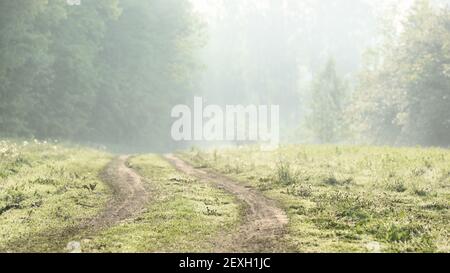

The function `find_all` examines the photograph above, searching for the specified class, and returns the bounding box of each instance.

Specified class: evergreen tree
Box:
[307,58,347,143]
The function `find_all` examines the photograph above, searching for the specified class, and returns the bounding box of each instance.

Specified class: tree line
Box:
[0,0,200,151]
[1,0,449,150]
[307,0,450,147]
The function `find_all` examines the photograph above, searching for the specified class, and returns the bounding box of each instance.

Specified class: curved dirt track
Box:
[164,154,289,252]
[85,155,149,230]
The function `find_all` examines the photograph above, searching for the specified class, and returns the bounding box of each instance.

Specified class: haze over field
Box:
[1,0,450,150]
[1,0,449,254]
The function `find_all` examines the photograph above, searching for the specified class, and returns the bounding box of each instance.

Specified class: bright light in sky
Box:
[189,0,416,19]
[190,0,218,17]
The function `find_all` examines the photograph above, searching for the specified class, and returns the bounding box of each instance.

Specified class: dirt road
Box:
[86,155,149,230]
[164,154,289,252]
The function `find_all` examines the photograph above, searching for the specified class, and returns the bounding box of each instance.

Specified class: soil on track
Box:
[85,155,149,230]
[164,154,289,252]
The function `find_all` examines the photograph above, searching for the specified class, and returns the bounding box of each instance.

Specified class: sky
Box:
[189,0,416,18]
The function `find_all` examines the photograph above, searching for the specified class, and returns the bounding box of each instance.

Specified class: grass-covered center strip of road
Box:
[0,140,112,252]
[80,154,240,252]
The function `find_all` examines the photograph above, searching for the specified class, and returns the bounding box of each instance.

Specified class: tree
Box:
[30,0,120,139]
[88,0,202,151]
[0,0,51,137]
[0,0,202,152]
[395,0,450,146]
[307,58,348,143]
[349,0,450,146]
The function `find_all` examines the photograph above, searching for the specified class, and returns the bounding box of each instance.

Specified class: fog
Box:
[1,0,449,151]
[188,0,450,147]
[191,0,384,142]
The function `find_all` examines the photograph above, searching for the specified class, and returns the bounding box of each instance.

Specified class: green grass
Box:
[180,145,450,253]
[2,139,447,253]
[80,154,241,252]
[0,139,112,252]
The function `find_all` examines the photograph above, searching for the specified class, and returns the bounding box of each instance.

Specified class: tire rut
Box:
[164,154,289,252]
[85,155,149,230]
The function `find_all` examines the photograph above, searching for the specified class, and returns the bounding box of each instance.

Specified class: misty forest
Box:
[0,0,449,253]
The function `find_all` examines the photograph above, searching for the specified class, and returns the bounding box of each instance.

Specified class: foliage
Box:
[349,0,450,146]
[307,58,348,143]
[0,0,202,151]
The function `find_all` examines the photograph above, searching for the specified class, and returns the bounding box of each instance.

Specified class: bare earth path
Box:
[85,155,149,230]
[164,154,289,252]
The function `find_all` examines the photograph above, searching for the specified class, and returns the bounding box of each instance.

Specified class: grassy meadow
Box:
[0,142,241,252]
[1,139,448,253]
[180,145,450,253]
[0,140,112,252]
